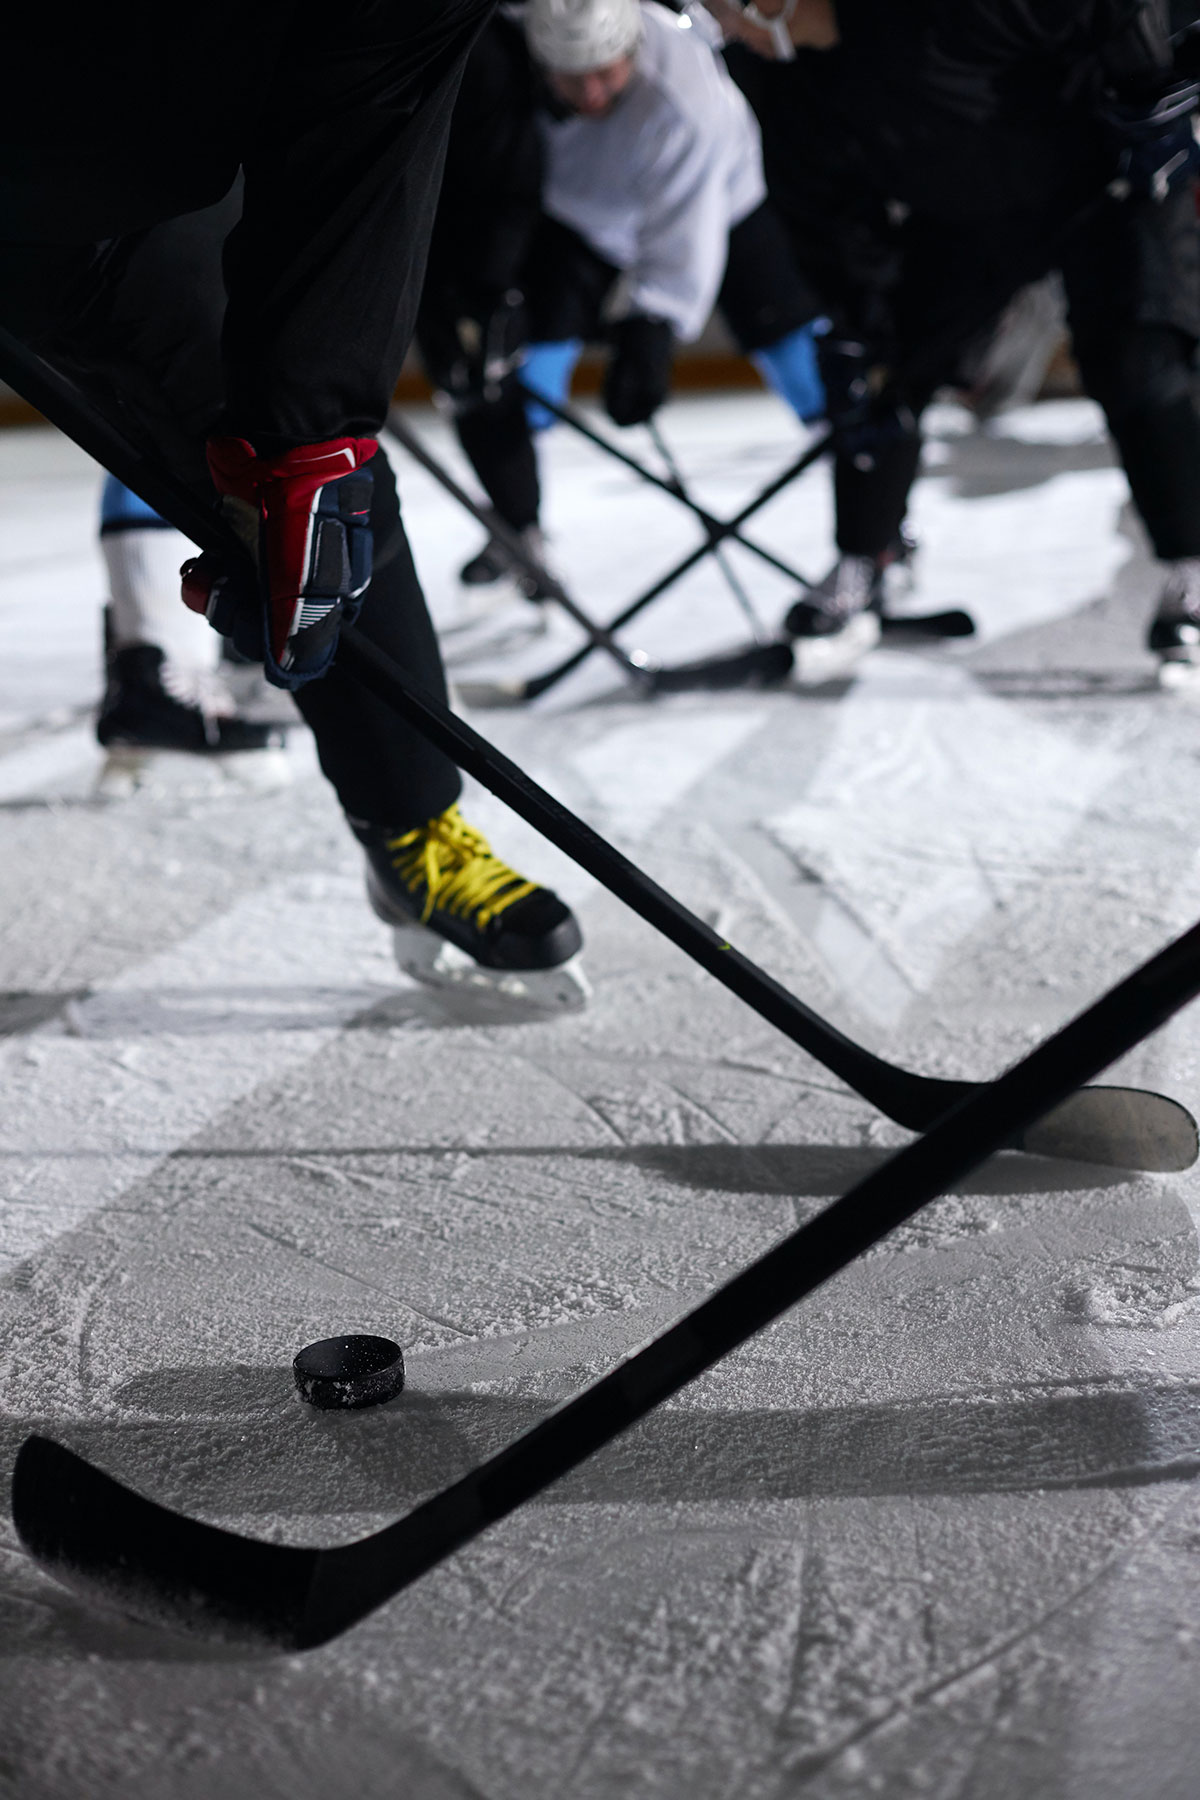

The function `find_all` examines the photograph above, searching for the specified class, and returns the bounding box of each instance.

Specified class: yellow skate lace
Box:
[384,805,539,928]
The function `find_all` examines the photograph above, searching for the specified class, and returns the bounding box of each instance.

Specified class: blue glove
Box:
[1099,80,1200,202]
[752,320,828,423]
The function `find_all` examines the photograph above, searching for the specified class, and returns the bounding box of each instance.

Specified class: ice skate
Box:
[95,641,289,798]
[1149,559,1200,690]
[456,520,559,604]
[783,554,883,683]
[353,803,589,1011]
[444,522,554,663]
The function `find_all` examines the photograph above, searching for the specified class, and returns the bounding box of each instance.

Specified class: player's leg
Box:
[96,476,287,792]
[296,448,585,1002]
[1062,187,1200,681]
[2,206,584,988]
[424,216,617,590]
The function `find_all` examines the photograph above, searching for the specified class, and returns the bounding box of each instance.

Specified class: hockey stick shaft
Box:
[386,409,655,687]
[390,408,789,701]
[335,623,928,1117]
[520,435,829,698]
[647,418,768,639]
[519,380,820,588]
[317,912,1200,1639]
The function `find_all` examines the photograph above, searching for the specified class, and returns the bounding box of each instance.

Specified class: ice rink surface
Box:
[4,393,1200,1797]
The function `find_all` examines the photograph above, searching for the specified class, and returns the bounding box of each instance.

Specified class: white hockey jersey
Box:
[538,3,767,342]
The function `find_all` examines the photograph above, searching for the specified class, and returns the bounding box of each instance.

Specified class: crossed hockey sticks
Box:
[519,378,818,590]
[455,388,831,701]
[0,322,1192,1169]
[14,911,1200,1647]
[515,384,977,665]
[386,407,794,701]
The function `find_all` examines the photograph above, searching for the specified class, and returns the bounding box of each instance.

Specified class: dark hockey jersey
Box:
[830,0,1178,216]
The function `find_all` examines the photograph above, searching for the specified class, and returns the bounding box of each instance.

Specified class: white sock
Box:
[102,526,220,671]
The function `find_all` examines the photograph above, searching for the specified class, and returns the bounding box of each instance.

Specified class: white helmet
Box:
[526,0,644,71]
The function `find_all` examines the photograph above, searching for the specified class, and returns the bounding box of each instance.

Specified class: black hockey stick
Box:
[386,409,793,701]
[519,379,817,590]
[2,325,1192,1169]
[880,608,976,640]
[527,384,978,645]
[15,911,1200,1649]
[500,420,831,699]
[646,417,771,640]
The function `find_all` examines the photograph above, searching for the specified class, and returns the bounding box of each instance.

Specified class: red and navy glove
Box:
[181,435,376,689]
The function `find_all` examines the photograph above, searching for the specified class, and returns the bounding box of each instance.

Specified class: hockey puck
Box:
[292,1335,405,1410]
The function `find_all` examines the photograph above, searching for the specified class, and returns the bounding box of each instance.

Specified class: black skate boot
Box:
[458,521,558,602]
[1149,559,1200,688]
[460,538,512,587]
[447,524,555,664]
[352,804,588,1010]
[96,640,287,796]
[783,554,883,681]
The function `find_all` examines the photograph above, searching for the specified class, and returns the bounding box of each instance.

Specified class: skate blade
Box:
[392,925,591,1015]
[94,748,148,801]
[94,743,292,800]
[440,589,549,664]
[790,613,882,686]
[1158,654,1200,694]
[449,677,529,709]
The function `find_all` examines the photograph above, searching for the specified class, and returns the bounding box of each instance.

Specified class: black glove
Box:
[1099,79,1200,202]
[604,315,675,427]
[425,287,528,411]
[819,336,917,471]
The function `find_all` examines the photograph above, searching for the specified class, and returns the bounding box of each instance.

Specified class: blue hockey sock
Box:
[521,340,583,432]
[752,322,829,425]
[99,475,169,534]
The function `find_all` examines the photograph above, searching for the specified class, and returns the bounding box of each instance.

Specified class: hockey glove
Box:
[604,315,675,428]
[1099,80,1200,202]
[426,288,528,411]
[181,435,376,690]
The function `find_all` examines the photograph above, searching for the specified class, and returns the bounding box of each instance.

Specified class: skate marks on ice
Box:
[8,1366,1200,1538]
[0,870,583,1276]
[567,707,767,841]
[766,652,1123,1028]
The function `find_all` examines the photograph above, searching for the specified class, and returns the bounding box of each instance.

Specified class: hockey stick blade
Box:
[15,914,1200,1649]
[1009,1084,1196,1170]
[880,609,976,640]
[648,640,794,694]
